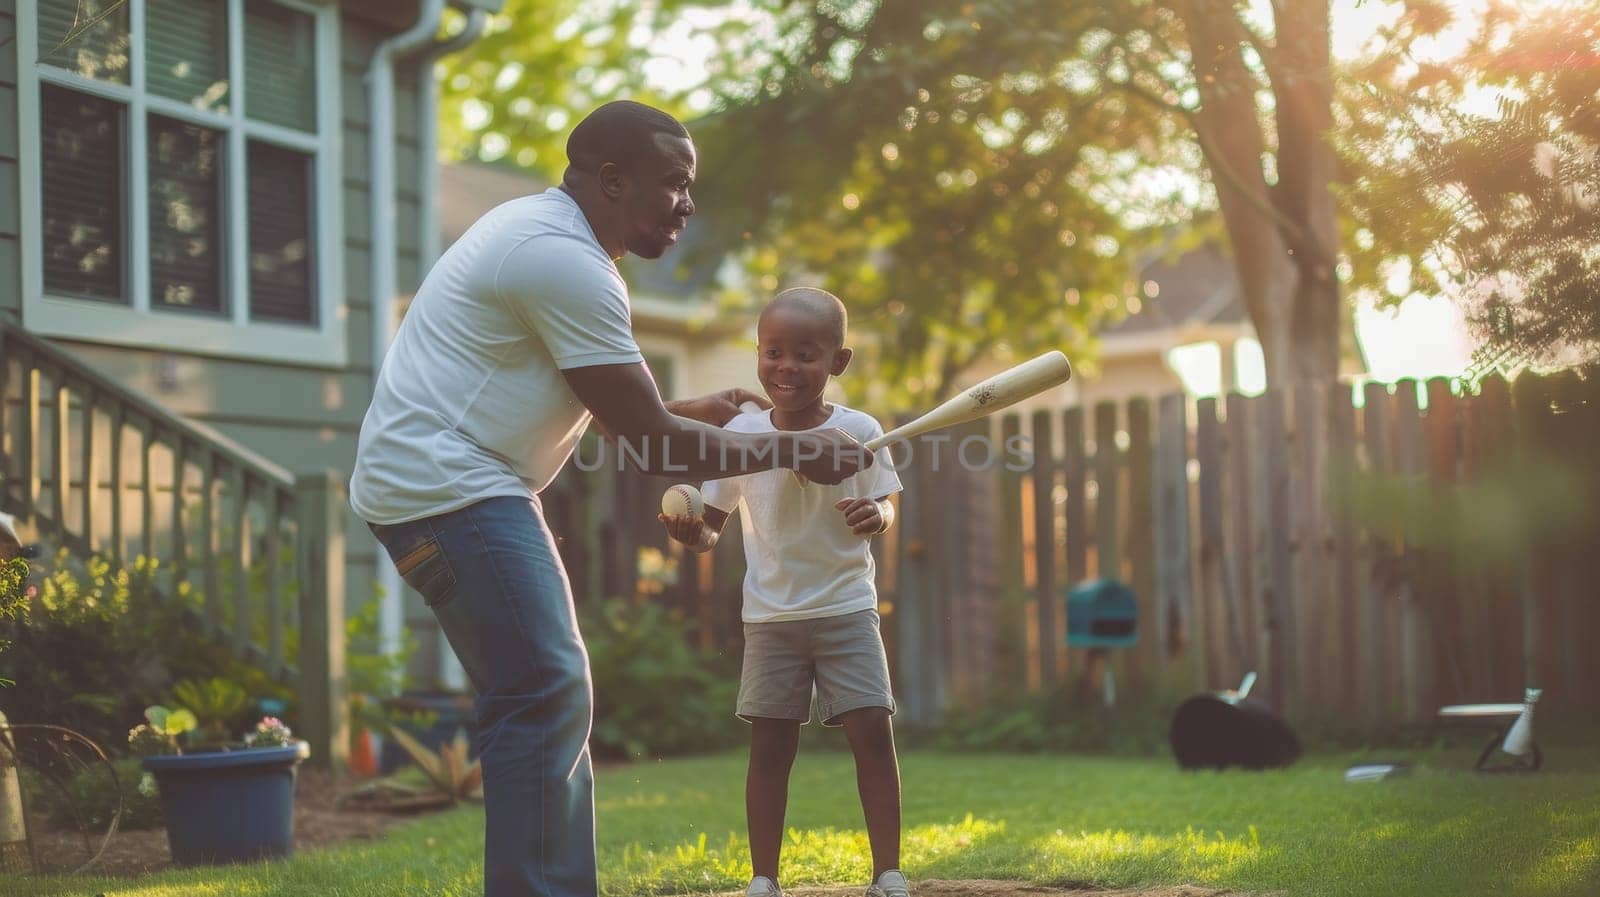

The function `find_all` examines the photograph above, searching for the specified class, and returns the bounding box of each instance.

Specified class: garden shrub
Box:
[918,685,1176,756]
[0,553,199,748]
[22,755,165,831]
[580,597,741,761]
[0,549,395,753]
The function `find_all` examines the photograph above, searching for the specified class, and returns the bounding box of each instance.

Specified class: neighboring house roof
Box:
[1096,244,1253,359]
[1111,244,1249,336]
[439,162,547,248]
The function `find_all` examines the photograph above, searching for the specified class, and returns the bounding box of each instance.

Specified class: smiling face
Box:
[757,300,851,420]
[617,132,697,260]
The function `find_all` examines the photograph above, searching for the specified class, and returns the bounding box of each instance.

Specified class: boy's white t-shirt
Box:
[702,405,903,623]
[350,188,644,525]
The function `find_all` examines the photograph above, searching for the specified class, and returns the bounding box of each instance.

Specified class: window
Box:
[19,0,343,365]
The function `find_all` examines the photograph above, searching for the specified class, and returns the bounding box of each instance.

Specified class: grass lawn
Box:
[8,744,1599,897]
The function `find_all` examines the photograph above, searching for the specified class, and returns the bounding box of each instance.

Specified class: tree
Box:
[437,1,701,173]
[440,1,1581,401]
[685,0,1351,397]
[1339,2,1600,374]
[440,2,1201,404]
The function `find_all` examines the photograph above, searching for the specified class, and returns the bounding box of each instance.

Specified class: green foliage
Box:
[0,557,29,686]
[21,756,166,832]
[0,552,192,747]
[440,0,1388,397]
[1334,452,1598,572]
[385,726,482,804]
[914,685,1172,756]
[1340,3,1600,375]
[345,585,419,734]
[169,678,251,745]
[580,597,741,761]
[244,716,295,749]
[128,704,197,756]
[687,0,1188,405]
[437,0,691,174]
[0,549,292,748]
[437,2,1208,405]
[0,548,394,753]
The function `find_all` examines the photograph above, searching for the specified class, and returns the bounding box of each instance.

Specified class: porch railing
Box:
[0,324,346,768]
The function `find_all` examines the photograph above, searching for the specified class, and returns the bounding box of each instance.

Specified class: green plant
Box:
[920,685,1175,756]
[345,586,419,736]
[0,552,189,747]
[390,726,481,803]
[0,541,413,755]
[243,716,294,749]
[0,546,357,750]
[21,755,166,832]
[0,557,29,687]
[580,596,741,761]
[127,705,197,756]
[169,677,251,746]
[341,724,481,811]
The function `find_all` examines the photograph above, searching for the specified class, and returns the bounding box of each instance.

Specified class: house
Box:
[948,244,1260,418]
[0,0,502,765]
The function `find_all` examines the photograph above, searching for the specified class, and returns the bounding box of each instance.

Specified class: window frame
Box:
[17,0,346,368]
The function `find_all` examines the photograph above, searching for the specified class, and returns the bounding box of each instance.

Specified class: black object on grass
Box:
[1169,674,1301,770]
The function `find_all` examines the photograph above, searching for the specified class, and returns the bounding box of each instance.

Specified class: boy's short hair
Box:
[766,287,847,348]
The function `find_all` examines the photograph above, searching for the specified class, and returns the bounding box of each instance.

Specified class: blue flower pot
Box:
[142,742,309,866]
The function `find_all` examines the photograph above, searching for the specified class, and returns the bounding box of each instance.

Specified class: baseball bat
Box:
[779,350,1072,485]
[861,350,1073,452]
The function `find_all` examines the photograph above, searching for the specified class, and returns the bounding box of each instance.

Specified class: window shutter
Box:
[243,0,316,132]
[41,84,125,302]
[146,0,229,110]
[38,0,131,83]
[149,115,225,314]
[247,141,316,324]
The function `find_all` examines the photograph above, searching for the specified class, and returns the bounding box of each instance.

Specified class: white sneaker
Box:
[747,875,783,897]
[866,869,911,897]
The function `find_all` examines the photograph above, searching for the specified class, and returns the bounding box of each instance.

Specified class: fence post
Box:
[1153,394,1192,675]
[296,471,348,773]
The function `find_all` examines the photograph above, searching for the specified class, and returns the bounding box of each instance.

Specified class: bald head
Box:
[564,101,690,177]
[762,287,848,349]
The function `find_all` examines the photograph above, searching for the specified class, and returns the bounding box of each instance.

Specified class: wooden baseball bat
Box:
[763,350,1072,485]
[861,350,1073,452]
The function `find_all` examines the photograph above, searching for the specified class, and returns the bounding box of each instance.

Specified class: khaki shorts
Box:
[738,608,896,726]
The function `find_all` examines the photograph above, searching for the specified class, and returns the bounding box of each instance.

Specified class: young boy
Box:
[659,288,911,897]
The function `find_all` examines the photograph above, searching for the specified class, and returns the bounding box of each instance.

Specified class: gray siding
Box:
[0,0,19,324]
[339,17,440,680]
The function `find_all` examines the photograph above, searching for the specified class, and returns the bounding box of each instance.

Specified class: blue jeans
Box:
[369,496,596,897]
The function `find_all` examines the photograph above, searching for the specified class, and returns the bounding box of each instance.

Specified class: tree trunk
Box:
[1273,0,1343,386]
[1178,0,1343,388]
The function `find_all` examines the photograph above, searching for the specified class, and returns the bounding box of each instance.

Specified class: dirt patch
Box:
[25,768,432,877]
[692,884,1249,897]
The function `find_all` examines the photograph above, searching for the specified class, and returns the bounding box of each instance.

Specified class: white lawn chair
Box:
[1437,688,1542,773]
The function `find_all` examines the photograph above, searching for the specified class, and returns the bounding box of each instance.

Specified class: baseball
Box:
[661,483,703,519]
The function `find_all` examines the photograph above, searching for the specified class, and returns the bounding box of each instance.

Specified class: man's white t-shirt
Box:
[702,405,903,623]
[350,188,644,524]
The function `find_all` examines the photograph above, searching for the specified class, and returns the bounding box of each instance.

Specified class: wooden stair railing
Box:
[0,324,346,769]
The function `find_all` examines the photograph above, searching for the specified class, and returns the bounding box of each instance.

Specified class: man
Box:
[350,101,868,897]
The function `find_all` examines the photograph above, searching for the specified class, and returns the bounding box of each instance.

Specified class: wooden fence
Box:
[0,324,347,767]
[544,370,1600,732]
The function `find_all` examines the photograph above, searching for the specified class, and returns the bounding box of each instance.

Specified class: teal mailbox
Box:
[1065,578,1139,648]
